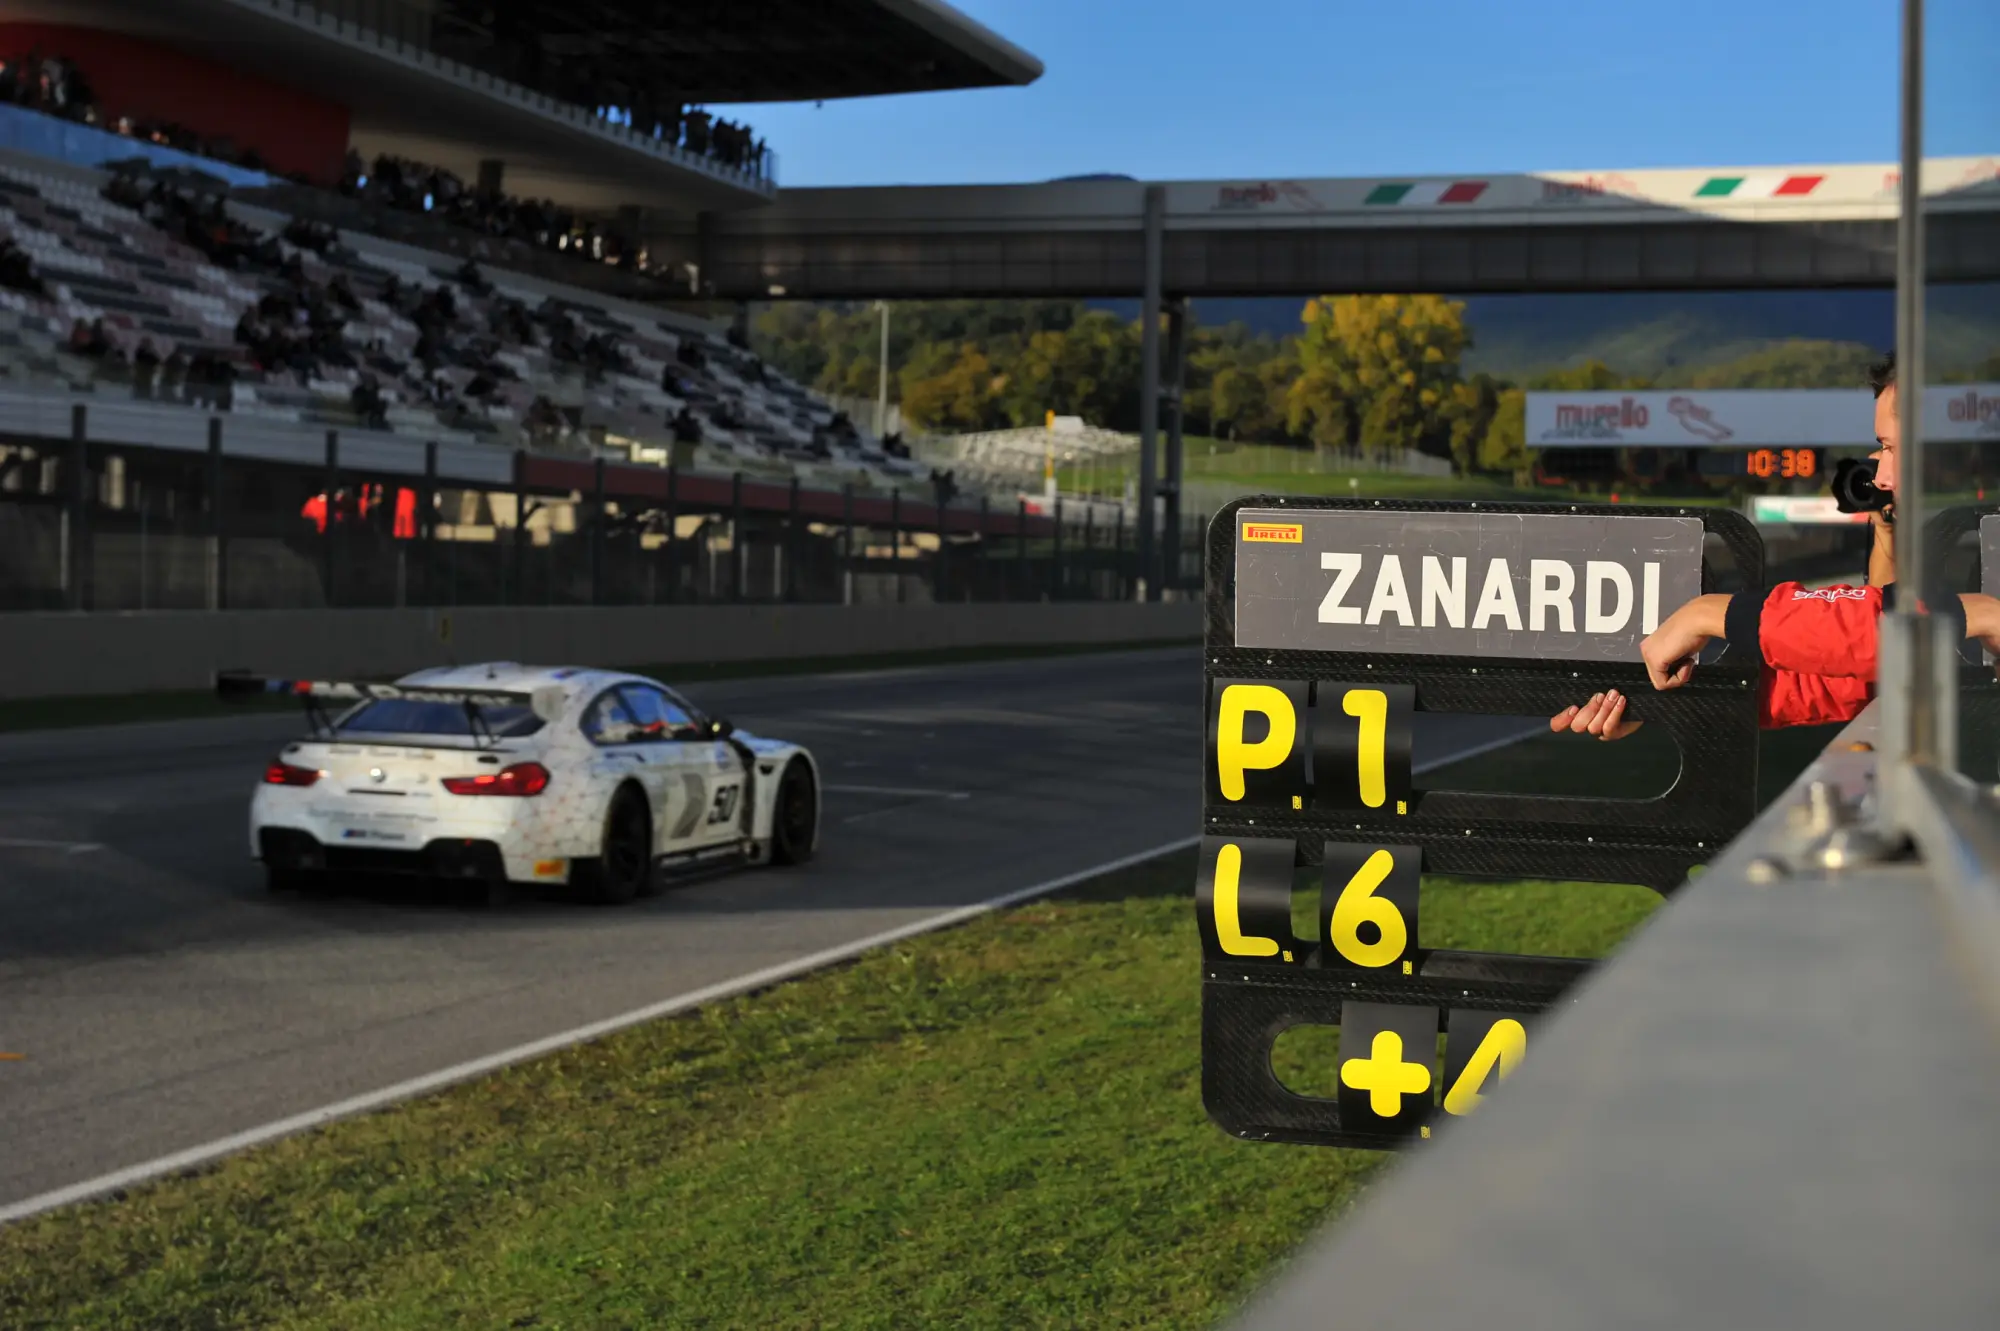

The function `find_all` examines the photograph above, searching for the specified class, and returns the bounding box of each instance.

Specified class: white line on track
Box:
[0,838,102,854]
[0,836,1200,1227]
[823,783,972,800]
[0,721,1547,1227]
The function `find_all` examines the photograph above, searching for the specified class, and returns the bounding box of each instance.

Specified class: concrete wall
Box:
[0,603,1203,699]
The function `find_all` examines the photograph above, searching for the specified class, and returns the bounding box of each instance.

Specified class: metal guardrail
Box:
[1229,704,2000,1329]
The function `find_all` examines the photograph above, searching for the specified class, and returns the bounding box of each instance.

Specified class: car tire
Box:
[577,784,653,905]
[770,759,818,866]
[264,862,302,893]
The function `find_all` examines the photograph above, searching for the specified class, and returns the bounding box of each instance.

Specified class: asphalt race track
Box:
[0,646,1534,1214]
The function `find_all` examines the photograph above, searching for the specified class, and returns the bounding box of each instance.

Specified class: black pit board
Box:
[1199,496,1763,1150]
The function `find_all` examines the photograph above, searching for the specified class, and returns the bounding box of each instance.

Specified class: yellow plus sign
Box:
[1340,1030,1432,1118]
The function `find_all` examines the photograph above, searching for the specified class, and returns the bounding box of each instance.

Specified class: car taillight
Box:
[442,762,550,797]
[263,760,322,787]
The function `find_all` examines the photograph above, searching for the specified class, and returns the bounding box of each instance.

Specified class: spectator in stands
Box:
[158,347,189,402]
[0,237,44,296]
[283,217,338,255]
[670,406,702,444]
[524,395,565,445]
[68,318,111,359]
[327,274,361,313]
[492,297,536,346]
[455,259,493,296]
[131,338,161,397]
[350,374,389,430]
[181,351,236,411]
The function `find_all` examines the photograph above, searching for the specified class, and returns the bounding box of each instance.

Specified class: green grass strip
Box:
[0,854,1657,1331]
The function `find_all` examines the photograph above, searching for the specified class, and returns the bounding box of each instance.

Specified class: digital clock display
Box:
[1695,448,1823,480]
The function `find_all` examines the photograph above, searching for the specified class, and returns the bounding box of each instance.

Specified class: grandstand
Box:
[0,2,1047,512]
[0,154,928,493]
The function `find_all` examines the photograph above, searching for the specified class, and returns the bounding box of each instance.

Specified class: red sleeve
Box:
[1755,582,1884,678]
[1757,669,1874,730]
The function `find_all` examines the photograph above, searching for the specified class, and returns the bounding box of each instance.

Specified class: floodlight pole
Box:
[1163,297,1188,596]
[1136,184,1165,602]
[876,300,891,438]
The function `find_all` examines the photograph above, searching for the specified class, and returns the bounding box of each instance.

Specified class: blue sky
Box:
[715,0,1996,188]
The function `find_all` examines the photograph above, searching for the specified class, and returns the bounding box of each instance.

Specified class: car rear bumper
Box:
[258,828,529,883]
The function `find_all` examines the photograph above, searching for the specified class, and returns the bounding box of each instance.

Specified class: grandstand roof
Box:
[444,0,1045,102]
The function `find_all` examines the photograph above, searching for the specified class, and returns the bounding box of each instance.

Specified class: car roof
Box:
[394,663,661,699]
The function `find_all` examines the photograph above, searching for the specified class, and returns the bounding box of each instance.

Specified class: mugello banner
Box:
[1526,385,2000,449]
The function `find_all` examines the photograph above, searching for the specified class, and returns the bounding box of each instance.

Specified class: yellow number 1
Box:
[1343,688,1388,809]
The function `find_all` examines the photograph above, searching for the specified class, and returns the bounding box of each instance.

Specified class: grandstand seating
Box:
[0,155,930,494]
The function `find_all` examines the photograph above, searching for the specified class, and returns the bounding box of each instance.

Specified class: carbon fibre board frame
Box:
[1199,496,1765,1150]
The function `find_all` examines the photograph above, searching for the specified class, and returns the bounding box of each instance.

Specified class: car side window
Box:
[659,685,709,733]
[620,685,702,741]
[581,689,642,746]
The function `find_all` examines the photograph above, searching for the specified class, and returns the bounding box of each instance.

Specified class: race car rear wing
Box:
[215,672,566,743]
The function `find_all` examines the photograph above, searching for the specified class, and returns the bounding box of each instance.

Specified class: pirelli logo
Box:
[1242,521,1303,544]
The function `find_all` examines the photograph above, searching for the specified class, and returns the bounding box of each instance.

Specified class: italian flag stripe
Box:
[1364,181,1489,205]
[1697,173,1825,198]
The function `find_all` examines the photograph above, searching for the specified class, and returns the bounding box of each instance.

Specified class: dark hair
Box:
[1869,351,1896,398]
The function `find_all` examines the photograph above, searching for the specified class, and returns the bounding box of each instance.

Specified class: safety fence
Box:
[0,401,1208,615]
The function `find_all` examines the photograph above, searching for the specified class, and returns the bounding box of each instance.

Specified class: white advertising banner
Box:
[1527,385,2000,449]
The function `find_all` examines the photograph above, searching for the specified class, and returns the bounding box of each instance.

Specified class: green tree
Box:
[899,343,1009,432]
[1284,295,1472,460]
[1681,339,1879,389]
[1478,389,1528,474]
[1443,372,1504,474]
[1526,359,1652,392]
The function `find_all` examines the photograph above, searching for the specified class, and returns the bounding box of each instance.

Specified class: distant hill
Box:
[1097,284,2000,382]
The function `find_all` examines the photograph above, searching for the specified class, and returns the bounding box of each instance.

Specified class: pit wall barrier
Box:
[0,601,1203,700]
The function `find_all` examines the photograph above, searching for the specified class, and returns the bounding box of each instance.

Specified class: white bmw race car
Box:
[219,663,821,903]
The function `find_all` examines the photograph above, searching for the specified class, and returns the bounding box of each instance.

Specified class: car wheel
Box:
[770,759,818,866]
[578,784,652,905]
[265,862,302,893]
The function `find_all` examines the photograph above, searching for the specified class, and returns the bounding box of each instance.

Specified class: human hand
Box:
[1550,690,1643,742]
[1640,593,1730,691]
[1964,593,2000,672]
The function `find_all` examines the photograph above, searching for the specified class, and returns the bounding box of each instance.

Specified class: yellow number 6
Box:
[1329,848,1406,968]
[1343,688,1388,809]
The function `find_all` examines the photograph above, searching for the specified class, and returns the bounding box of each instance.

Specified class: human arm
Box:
[1866,511,1896,588]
